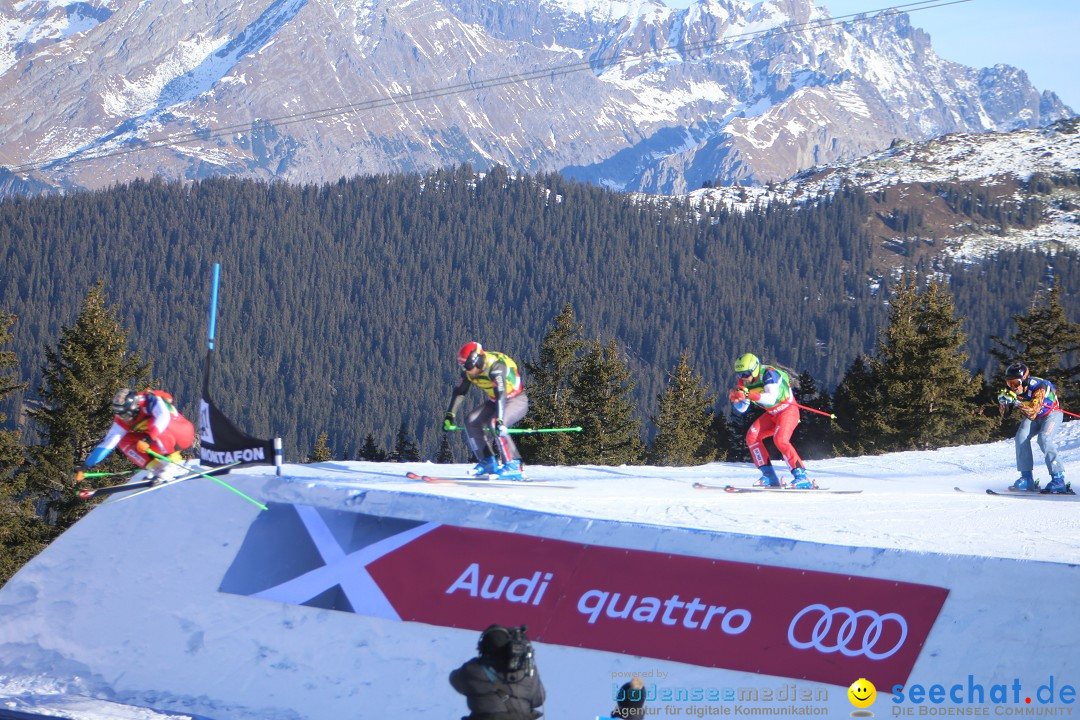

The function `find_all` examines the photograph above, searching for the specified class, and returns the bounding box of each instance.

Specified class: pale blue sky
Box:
[662,0,1080,112]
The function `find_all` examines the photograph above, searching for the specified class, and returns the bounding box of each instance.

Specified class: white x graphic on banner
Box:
[251,505,439,618]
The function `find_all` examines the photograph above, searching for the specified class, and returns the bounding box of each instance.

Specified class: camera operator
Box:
[449,624,545,720]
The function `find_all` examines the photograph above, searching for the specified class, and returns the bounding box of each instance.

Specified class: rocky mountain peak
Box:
[0,0,1072,196]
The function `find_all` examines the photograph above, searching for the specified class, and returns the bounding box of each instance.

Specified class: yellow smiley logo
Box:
[848,678,877,709]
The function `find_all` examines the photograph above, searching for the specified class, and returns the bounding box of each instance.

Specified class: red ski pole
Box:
[794,402,837,420]
[1060,408,1080,419]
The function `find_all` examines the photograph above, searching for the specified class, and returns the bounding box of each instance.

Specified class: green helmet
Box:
[734,353,760,381]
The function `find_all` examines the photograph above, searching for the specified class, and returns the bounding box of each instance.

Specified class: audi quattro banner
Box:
[219,504,949,689]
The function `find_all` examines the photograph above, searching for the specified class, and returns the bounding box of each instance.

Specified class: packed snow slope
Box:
[0,424,1078,720]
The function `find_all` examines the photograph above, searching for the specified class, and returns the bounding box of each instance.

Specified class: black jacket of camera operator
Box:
[449,624,546,720]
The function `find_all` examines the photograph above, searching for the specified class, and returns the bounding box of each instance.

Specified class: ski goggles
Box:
[737,369,755,380]
[1006,377,1023,391]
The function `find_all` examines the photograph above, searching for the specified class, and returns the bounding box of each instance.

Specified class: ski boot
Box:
[146,453,186,485]
[469,456,499,477]
[754,464,782,488]
[1008,472,1037,492]
[790,467,815,490]
[496,459,525,481]
[1041,473,1072,495]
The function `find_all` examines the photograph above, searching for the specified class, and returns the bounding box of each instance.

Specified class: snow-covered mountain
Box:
[0,0,1071,195]
[691,116,1080,263]
[0,424,1078,719]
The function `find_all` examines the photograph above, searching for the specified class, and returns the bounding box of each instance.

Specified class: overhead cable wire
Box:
[6,0,971,176]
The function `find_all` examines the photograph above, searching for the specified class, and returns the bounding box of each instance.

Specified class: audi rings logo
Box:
[788,604,909,660]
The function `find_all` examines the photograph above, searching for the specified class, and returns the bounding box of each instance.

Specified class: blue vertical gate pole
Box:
[208,263,221,351]
[205,262,283,475]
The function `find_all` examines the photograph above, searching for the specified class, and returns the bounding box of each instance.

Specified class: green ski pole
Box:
[73,469,136,484]
[143,446,268,511]
[508,426,583,434]
[444,424,582,434]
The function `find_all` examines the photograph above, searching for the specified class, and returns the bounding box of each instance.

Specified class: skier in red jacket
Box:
[78,388,196,484]
[729,353,813,489]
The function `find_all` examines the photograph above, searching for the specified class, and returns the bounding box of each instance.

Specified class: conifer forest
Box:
[2,165,1079,463]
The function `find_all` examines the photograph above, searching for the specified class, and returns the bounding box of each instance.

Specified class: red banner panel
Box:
[366,523,948,688]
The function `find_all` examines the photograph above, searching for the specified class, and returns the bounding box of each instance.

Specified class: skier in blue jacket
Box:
[997,362,1071,494]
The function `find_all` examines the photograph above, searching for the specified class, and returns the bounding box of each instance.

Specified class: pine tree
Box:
[391,422,420,462]
[702,410,737,462]
[566,339,643,465]
[649,353,715,466]
[0,310,47,586]
[519,304,586,465]
[307,431,332,462]
[0,311,25,478]
[832,355,880,455]
[790,371,835,460]
[24,283,150,527]
[726,406,765,464]
[866,277,992,452]
[435,434,455,464]
[990,281,1080,410]
[712,366,760,464]
[359,433,388,462]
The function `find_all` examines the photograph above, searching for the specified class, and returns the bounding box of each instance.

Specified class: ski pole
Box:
[1060,408,1080,419]
[508,426,582,434]
[73,469,135,483]
[794,403,837,420]
[142,446,268,511]
[76,470,135,479]
[444,424,582,434]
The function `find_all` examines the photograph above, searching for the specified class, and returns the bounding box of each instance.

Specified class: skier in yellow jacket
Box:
[444,342,530,480]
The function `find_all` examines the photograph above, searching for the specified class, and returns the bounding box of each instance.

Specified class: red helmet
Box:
[457,341,483,371]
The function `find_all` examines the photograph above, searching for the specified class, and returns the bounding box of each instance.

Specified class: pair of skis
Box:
[693,482,861,494]
[408,472,851,493]
[405,471,572,489]
[955,486,1078,500]
[79,461,244,501]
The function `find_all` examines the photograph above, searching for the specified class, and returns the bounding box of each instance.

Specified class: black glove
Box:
[493,418,508,437]
[443,412,455,432]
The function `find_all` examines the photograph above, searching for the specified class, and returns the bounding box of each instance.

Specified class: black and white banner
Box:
[199,350,278,467]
